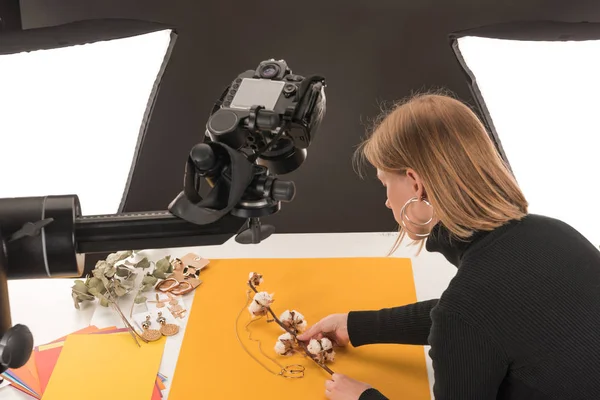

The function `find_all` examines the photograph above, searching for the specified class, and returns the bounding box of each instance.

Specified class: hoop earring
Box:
[400,197,435,238]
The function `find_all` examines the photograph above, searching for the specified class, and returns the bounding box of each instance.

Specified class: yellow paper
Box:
[37,341,65,352]
[41,333,165,400]
[170,258,431,400]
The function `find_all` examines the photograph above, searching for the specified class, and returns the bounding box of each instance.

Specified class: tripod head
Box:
[0,59,326,373]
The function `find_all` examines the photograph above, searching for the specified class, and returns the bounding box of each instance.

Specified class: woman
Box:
[297,93,600,399]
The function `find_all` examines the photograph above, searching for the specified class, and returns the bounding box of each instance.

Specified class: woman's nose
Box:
[385,199,391,209]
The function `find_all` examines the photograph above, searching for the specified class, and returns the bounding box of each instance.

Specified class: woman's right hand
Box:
[297,313,350,347]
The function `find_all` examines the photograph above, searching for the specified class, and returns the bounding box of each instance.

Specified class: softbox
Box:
[451,21,600,247]
[0,19,176,215]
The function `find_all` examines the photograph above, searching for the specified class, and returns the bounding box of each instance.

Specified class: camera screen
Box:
[230,78,285,111]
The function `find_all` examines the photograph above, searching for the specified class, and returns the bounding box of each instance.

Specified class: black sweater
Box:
[348,214,600,399]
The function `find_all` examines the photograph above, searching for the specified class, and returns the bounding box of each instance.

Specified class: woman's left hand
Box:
[325,373,372,400]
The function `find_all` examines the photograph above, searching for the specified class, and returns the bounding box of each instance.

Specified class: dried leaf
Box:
[142,275,158,286]
[141,283,154,292]
[95,260,110,269]
[72,280,88,295]
[152,270,168,280]
[104,266,116,278]
[105,253,119,265]
[99,296,110,307]
[105,251,132,265]
[115,265,131,278]
[113,281,127,297]
[100,276,110,288]
[116,250,133,261]
[88,287,101,297]
[135,257,151,269]
[156,257,171,272]
[134,294,147,304]
[122,276,136,287]
[72,293,81,309]
[87,277,104,290]
[92,268,105,280]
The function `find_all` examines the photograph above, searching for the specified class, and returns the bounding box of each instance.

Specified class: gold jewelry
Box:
[157,312,180,336]
[141,315,162,342]
[166,292,179,306]
[148,293,166,308]
[171,308,187,319]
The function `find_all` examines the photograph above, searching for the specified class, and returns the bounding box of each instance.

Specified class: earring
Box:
[157,312,180,336]
[166,292,179,306]
[148,293,166,308]
[400,197,435,237]
[183,265,201,279]
[172,258,184,272]
[141,315,162,342]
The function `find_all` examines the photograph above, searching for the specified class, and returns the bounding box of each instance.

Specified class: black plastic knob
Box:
[0,324,33,372]
[271,180,296,202]
[189,143,216,172]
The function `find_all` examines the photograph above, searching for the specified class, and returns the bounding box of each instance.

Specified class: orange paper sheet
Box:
[170,258,431,400]
[8,353,42,397]
[41,333,166,400]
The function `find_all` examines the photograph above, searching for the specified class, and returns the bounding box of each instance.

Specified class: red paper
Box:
[151,381,162,399]
[35,346,63,394]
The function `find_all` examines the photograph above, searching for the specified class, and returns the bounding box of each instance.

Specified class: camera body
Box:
[206,59,326,175]
[168,59,326,230]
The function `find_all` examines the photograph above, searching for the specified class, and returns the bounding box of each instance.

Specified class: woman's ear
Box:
[406,168,425,198]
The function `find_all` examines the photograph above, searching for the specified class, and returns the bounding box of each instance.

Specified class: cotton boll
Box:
[280,310,307,333]
[296,318,307,333]
[253,292,274,307]
[325,350,336,362]
[307,338,335,364]
[307,339,322,355]
[320,337,333,351]
[275,332,295,356]
[291,310,305,324]
[248,300,267,316]
[278,332,294,342]
[280,310,292,322]
[274,341,290,355]
[248,272,263,287]
[248,292,273,316]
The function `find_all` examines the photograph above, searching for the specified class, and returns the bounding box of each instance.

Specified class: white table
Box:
[2,232,457,400]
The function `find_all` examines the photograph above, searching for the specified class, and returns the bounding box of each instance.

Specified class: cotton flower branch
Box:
[246,272,334,375]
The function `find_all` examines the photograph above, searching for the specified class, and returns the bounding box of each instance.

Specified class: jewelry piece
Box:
[155,278,180,293]
[141,315,162,342]
[168,303,183,313]
[157,312,180,336]
[400,196,435,237]
[183,265,201,279]
[148,293,166,308]
[166,292,179,306]
[172,258,184,272]
[171,308,187,319]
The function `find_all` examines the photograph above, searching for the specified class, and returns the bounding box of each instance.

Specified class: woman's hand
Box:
[325,373,372,400]
[297,313,350,347]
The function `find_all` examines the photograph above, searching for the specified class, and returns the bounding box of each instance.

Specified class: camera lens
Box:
[259,63,279,79]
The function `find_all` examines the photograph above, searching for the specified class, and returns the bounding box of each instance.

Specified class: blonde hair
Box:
[354,91,528,253]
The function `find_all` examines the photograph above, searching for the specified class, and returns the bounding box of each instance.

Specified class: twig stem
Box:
[248,281,334,375]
